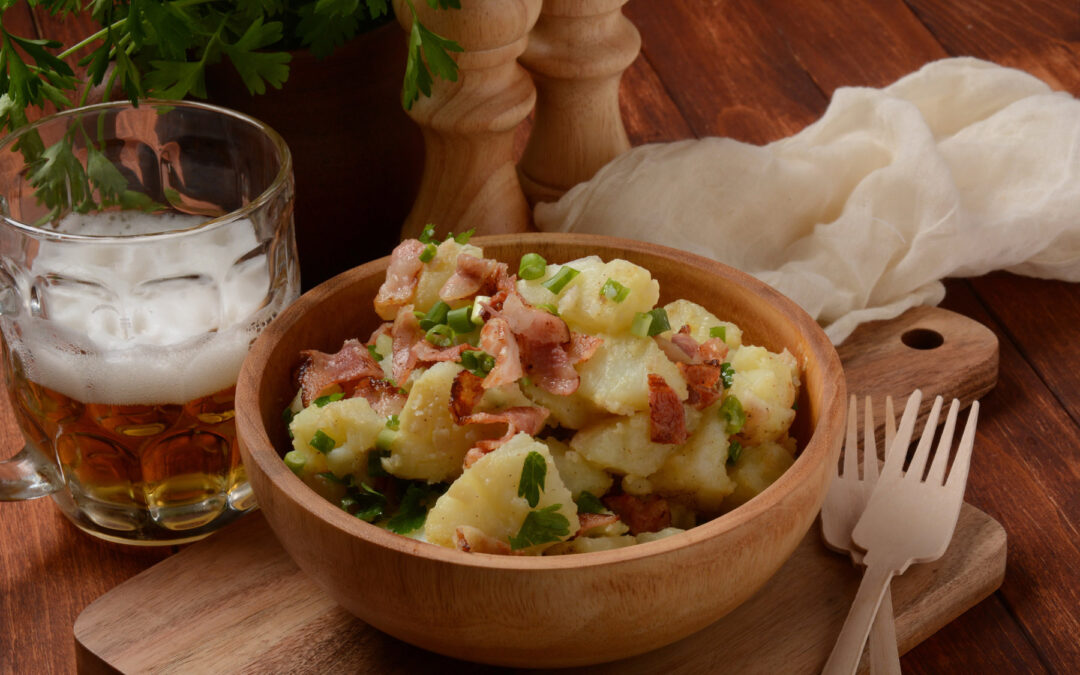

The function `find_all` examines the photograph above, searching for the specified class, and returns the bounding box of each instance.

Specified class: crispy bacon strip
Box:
[519,339,580,395]
[648,374,688,444]
[297,339,385,407]
[699,337,728,363]
[352,378,407,417]
[602,494,671,536]
[575,512,620,537]
[374,239,426,320]
[499,292,570,344]
[454,526,515,555]
[653,335,694,364]
[412,341,471,364]
[567,333,602,364]
[449,370,486,422]
[439,255,509,302]
[390,305,423,385]
[678,362,724,410]
[367,322,393,345]
[480,317,523,388]
[671,327,701,359]
[460,407,551,468]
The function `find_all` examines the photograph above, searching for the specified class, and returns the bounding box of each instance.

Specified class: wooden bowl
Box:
[236,233,845,668]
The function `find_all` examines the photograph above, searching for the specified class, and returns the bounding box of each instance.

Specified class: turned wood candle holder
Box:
[517,0,641,205]
[394,0,541,240]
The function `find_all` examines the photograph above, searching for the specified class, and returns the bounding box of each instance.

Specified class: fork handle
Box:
[822,562,896,675]
[868,584,902,675]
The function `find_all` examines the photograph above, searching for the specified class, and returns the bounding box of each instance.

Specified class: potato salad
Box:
[282,229,801,555]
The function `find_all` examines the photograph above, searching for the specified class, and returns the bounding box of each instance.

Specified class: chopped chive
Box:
[709,325,727,341]
[419,300,450,330]
[454,228,475,244]
[537,303,559,316]
[447,306,475,334]
[518,253,547,280]
[314,392,344,408]
[720,362,735,389]
[631,311,653,337]
[386,414,400,431]
[419,242,437,262]
[645,308,670,335]
[719,395,746,434]
[600,278,631,303]
[470,296,489,324]
[418,224,436,244]
[376,427,398,452]
[541,266,579,294]
[283,450,306,476]
[727,440,743,464]
[365,344,383,362]
[425,324,454,347]
[310,429,336,454]
[461,349,495,377]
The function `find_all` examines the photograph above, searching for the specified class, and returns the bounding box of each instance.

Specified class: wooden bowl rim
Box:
[237,232,845,571]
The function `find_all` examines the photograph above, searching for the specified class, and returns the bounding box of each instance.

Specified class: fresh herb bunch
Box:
[0,0,462,137]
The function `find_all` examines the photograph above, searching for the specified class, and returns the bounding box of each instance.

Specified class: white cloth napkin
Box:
[534,57,1080,343]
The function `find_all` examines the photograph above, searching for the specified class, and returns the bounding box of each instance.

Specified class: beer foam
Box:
[12,211,291,405]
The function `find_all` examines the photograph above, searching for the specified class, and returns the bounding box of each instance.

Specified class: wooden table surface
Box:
[2,1,1078,673]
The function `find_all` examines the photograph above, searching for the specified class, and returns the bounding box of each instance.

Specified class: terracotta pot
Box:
[206,22,423,289]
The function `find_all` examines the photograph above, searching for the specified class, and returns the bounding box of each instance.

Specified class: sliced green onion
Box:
[600,278,631,303]
[365,344,383,362]
[376,427,398,452]
[461,350,495,377]
[631,312,653,337]
[418,224,436,243]
[447,306,475,334]
[710,325,727,341]
[314,392,344,408]
[419,242,437,262]
[720,362,735,389]
[537,303,559,316]
[310,429,336,454]
[282,406,295,439]
[645,308,670,335]
[454,228,475,244]
[386,414,400,431]
[425,324,454,347]
[318,471,347,484]
[719,395,746,434]
[470,296,489,324]
[518,253,547,280]
[283,450,306,476]
[727,440,743,464]
[419,300,450,330]
[541,266,579,294]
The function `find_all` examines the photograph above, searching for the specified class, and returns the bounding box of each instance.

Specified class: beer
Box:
[0,209,294,542]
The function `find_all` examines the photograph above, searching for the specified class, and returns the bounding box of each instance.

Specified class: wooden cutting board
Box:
[74,306,1003,674]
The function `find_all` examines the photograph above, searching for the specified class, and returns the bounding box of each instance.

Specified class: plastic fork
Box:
[821,392,921,674]
[822,395,980,675]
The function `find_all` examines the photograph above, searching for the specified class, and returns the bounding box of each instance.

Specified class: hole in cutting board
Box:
[901,328,944,350]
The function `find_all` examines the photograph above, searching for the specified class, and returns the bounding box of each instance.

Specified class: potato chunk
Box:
[289,397,385,482]
[541,437,613,499]
[413,240,484,313]
[425,433,580,553]
[520,377,604,430]
[661,299,742,349]
[648,402,737,512]
[723,437,797,509]
[381,361,495,483]
[570,409,699,477]
[516,256,659,335]
[728,345,800,445]
[576,334,687,415]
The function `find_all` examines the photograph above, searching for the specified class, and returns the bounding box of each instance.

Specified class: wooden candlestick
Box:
[394,0,541,240]
[517,0,641,205]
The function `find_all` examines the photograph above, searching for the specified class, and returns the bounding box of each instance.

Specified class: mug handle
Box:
[0,443,61,500]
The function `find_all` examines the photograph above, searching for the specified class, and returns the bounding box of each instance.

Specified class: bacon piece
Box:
[567,333,602,364]
[678,362,724,410]
[460,407,551,467]
[653,335,694,364]
[575,512,620,537]
[439,255,509,302]
[602,494,671,536]
[351,378,407,417]
[449,370,486,422]
[367,322,393,345]
[648,374,688,444]
[499,292,570,344]
[480,318,523,388]
[412,341,471,364]
[699,337,729,363]
[390,305,423,385]
[454,526,515,555]
[374,239,426,320]
[519,339,580,395]
[671,327,701,360]
[297,339,385,407]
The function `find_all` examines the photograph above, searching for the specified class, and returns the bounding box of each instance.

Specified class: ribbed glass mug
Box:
[0,101,299,544]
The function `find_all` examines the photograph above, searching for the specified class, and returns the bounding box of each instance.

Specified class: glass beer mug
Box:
[0,101,299,544]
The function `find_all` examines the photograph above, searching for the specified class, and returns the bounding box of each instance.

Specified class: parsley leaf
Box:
[574,491,606,515]
[386,482,447,533]
[221,17,291,96]
[509,504,570,550]
[517,450,546,508]
[400,0,462,109]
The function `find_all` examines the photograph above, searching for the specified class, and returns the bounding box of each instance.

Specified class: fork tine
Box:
[946,400,980,490]
[863,396,878,481]
[926,399,960,485]
[906,395,944,479]
[843,395,858,478]
[882,389,922,477]
[883,395,896,457]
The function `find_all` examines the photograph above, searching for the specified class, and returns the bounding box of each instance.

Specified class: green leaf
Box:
[517,450,547,508]
[727,440,743,464]
[313,392,344,407]
[309,429,336,454]
[386,482,447,534]
[86,147,129,205]
[574,491,606,515]
[365,0,389,17]
[297,2,361,60]
[509,504,570,550]
[144,59,206,100]
[222,18,291,95]
[416,22,460,82]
